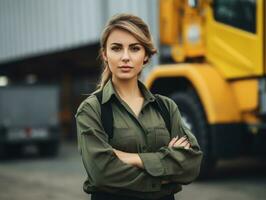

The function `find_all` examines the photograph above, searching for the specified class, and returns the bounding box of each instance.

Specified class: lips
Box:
[118,66,133,73]
[119,66,132,68]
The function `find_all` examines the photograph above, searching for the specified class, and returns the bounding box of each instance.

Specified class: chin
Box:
[115,74,137,80]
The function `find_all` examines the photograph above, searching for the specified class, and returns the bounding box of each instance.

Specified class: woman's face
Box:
[103,28,148,82]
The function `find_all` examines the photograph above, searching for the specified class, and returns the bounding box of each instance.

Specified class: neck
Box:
[112,77,142,99]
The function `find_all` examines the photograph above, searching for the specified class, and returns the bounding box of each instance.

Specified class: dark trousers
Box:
[91,192,175,200]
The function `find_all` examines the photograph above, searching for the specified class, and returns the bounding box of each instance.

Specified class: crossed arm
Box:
[113,135,191,184]
[77,99,202,190]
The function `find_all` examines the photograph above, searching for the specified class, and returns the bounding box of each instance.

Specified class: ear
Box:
[143,55,149,64]
[102,49,108,62]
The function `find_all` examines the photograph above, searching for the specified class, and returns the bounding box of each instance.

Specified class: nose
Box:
[121,49,130,63]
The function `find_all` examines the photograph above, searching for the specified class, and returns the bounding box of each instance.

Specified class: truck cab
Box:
[145,0,265,176]
[0,85,60,158]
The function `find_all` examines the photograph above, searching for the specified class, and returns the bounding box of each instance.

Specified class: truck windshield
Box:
[213,0,256,33]
[0,86,59,127]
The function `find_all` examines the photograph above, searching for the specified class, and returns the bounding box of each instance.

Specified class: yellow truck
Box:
[145,0,265,175]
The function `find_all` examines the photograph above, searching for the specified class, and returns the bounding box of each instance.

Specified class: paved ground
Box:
[0,141,266,200]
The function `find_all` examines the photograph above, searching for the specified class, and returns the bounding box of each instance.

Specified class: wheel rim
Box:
[181,113,194,132]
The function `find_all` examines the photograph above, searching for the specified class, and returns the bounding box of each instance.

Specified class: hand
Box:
[113,149,143,168]
[113,149,128,163]
[168,135,191,149]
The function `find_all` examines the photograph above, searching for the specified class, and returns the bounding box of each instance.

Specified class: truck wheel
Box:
[38,141,59,157]
[170,90,216,177]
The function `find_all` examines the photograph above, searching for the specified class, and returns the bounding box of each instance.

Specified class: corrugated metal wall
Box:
[0,0,159,66]
[0,0,104,63]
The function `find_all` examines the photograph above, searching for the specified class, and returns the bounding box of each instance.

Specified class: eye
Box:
[130,46,141,52]
[111,46,122,52]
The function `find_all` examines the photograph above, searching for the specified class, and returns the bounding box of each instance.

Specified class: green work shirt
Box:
[75,79,202,199]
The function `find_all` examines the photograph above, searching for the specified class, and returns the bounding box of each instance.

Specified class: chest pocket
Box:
[109,127,138,153]
[146,126,171,152]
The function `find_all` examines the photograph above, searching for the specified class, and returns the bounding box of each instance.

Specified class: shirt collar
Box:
[101,79,156,104]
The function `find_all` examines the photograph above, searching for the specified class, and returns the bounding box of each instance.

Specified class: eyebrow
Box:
[110,43,142,46]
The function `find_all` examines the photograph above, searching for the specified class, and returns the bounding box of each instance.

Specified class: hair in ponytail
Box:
[97,60,112,91]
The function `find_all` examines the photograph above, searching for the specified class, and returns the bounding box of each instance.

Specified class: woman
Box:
[76,13,202,200]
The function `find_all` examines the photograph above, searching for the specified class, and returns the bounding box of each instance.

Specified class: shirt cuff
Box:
[139,152,164,177]
[146,176,161,191]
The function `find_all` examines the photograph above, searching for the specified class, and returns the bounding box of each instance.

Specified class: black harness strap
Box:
[95,91,171,140]
[95,91,114,139]
[153,94,171,135]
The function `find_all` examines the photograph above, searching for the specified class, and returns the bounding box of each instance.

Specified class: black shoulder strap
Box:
[95,91,171,139]
[94,91,114,140]
[154,94,171,135]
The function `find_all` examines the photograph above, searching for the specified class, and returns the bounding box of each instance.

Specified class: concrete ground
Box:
[0,141,266,200]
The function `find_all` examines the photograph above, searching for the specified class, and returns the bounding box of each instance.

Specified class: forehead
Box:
[106,29,140,45]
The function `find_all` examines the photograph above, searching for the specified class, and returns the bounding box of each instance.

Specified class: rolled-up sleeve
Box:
[139,100,203,184]
[76,98,162,192]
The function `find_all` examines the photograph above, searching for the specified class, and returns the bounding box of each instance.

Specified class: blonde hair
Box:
[97,13,157,90]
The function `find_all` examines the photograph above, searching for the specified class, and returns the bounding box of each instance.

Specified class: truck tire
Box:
[170,90,216,177]
[38,141,59,157]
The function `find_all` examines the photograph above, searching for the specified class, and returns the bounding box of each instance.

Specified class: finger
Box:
[179,138,189,146]
[174,138,191,148]
[168,137,179,147]
[177,135,189,145]
[174,136,187,146]
[184,143,190,149]
[175,140,189,147]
